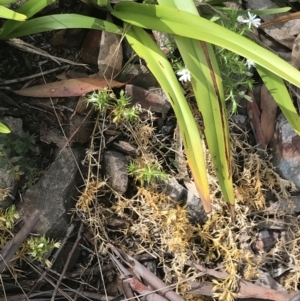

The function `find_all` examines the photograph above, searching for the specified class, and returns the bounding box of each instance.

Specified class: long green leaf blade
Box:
[0,0,56,38]
[0,123,10,134]
[112,2,300,88]
[158,0,234,211]
[0,5,26,21]
[125,25,212,213]
[257,66,300,134]
[2,14,122,39]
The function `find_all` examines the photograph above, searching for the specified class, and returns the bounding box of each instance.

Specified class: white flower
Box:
[245,59,255,69]
[237,15,244,23]
[176,68,191,82]
[237,11,261,29]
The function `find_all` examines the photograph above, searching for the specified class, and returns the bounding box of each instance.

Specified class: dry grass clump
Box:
[76,110,300,300]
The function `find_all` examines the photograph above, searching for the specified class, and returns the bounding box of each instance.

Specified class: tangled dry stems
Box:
[76,109,300,301]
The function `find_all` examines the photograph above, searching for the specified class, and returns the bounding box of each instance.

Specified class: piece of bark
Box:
[247,90,266,149]
[260,84,278,146]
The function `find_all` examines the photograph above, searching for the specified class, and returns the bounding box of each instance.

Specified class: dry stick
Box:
[7,39,87,67]
[0,209,40,273]
[0,66,68,85]
[109,252,169,301]
[25,259,93,301]
[190,262,293,301]
[108,244,185,301]
[26,223,75,299]
[259,11,300,28]
[51,223,83,301]
[38,67,86,185]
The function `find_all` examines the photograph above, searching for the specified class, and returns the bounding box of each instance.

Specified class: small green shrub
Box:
[128,160,168,185]
[85,89,140,124]
[0,130,37,180]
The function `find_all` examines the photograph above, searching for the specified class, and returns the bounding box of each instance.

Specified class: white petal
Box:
[245,59,255,69]
[237,15,244,23]
[176,68,191,82]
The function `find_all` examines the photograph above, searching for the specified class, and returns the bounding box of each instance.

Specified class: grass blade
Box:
[2,14,122,39]
[125,25,212,213]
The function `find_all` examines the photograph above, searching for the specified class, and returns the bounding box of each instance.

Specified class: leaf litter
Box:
[2,2,300,299]
[74,96,300,301]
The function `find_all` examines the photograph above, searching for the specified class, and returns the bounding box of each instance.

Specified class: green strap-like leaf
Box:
[0,0,56,38]
[125,25,212,212]
[257,65,300,134]
[158,0,234,211]
[2,14,122,39]
[0,5,26,21]
[112,2,300,89]
[0,123,10,134]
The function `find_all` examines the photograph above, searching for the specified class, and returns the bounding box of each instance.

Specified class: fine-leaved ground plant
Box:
[85,89,140,124]
[25,235,60,267]
[0,130,37,180]
[0,205,60,272]
[1,0,300,218]
[128,160,168,185]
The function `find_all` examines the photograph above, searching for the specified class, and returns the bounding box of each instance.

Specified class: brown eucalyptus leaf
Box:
[260,84,278,146]
[247,90,266,149]
[291,33,300,69]
[13,78,125,98]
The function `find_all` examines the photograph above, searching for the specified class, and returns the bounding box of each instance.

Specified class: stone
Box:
[97,20,123,79]
[17,147,84,239]
[271,114,300,190]
[159,177,208,225]
[50,29,85,48]
[103,150,128,195]
[123,64,159,89]
[152,31,176,55]
[111,140,139,157]
[0,117,23,208]
[125,84,171,115]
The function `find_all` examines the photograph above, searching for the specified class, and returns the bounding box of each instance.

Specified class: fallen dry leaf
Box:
[291,33,300,69]
[13,78,125,98]
[260,84,278,146]
[247,89,266,149]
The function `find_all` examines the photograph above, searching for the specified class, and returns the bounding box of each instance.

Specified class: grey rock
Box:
[17,148,84,239]
[112,140,139,157]
[271,114,300,189]
[125,84,170,115]
[103,150,128,195]
[124,64,159,89]
[152,31,176,55]
[231,115,248,130]
[291,195,300,213]
[0,117,22,136]
[0,117,23,208]
[159,177,207,225]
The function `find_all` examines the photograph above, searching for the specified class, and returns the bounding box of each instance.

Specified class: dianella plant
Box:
[2,0,300,220]
[111,1,300,221]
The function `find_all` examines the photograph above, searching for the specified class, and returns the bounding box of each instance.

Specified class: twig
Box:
[51,223,83,301]
[189,261,293,301]
[26,223,75,298]
[0,66,68,86]
[0,209,40,273]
